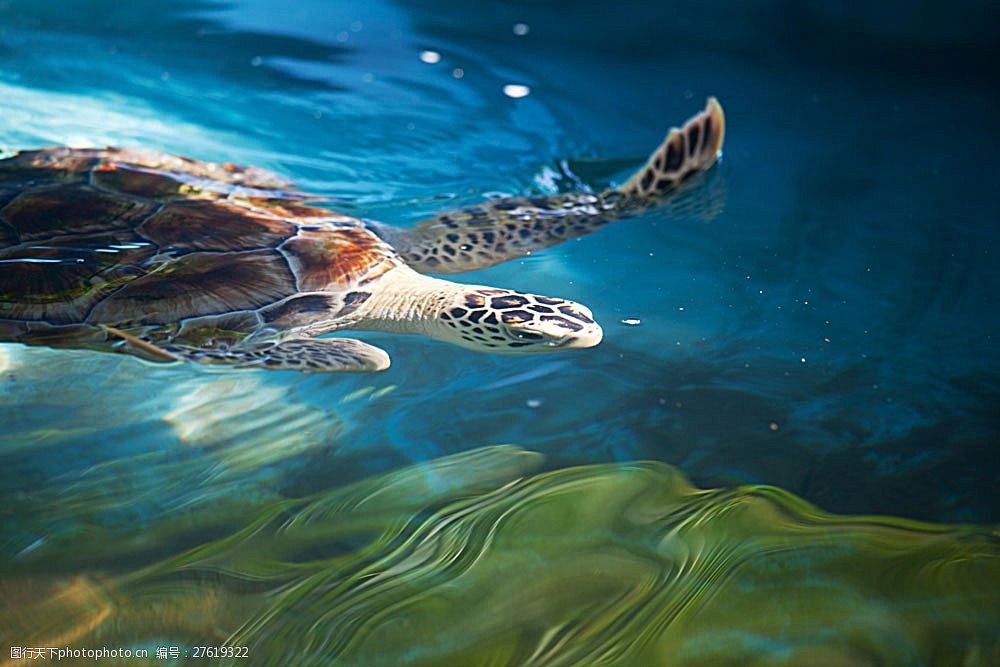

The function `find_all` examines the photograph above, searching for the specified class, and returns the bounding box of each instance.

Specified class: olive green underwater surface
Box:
[2,445,997,666]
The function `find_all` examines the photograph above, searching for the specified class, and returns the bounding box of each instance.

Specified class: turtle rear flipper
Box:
[166,337,390,372]
[371,97,725,275]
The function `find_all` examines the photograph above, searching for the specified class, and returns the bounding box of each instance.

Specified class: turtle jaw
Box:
[544,323,604,351]
[502,307,603,353]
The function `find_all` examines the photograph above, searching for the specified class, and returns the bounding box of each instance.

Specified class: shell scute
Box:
[0,217,19,247]
[99,148,294,190]
[86,249,297,325]
[279,226,400,292]
[0,185,18,208]
[2,183,157,242]
[236,197,347,223]
[0,149,100,186]
[138,200,297,252]
[91,163,193,199]
[0,231,157,324]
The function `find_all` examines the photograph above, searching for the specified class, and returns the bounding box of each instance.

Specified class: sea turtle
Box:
[0,98,724,372]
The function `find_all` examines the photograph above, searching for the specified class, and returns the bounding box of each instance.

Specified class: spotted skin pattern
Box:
[437,288,601,352]
[0,98,724,371]
[162,336,390,372]
[366,192,621,275]
[369,97,725,275]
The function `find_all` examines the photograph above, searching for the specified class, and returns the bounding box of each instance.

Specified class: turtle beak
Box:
[548,303,602,349]
[545,321,603,350]
[507,304,603,351]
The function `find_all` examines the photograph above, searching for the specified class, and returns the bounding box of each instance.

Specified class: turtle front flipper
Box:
[369,98,725,275]
[166,337,390,372]
[617,96,725,198]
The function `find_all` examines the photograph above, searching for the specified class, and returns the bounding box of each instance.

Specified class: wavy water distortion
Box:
[2,446,996,666]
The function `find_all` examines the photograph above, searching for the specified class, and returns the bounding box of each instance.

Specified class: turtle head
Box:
[435,288,603,353]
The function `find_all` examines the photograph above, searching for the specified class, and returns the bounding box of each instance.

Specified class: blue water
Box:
[0,1,998,660]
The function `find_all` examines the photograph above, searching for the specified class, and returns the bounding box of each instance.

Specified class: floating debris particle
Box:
[503,84,530,98]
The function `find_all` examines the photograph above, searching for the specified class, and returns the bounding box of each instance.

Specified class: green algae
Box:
[2,446,997,666]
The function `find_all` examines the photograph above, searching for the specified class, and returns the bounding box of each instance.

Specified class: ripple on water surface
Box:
[2,446,996,666]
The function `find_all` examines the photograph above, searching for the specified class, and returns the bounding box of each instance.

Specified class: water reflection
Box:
[3,446,996,665]
[0,344,348,560]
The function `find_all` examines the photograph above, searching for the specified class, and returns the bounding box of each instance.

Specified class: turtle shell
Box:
[0,148,400,330]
